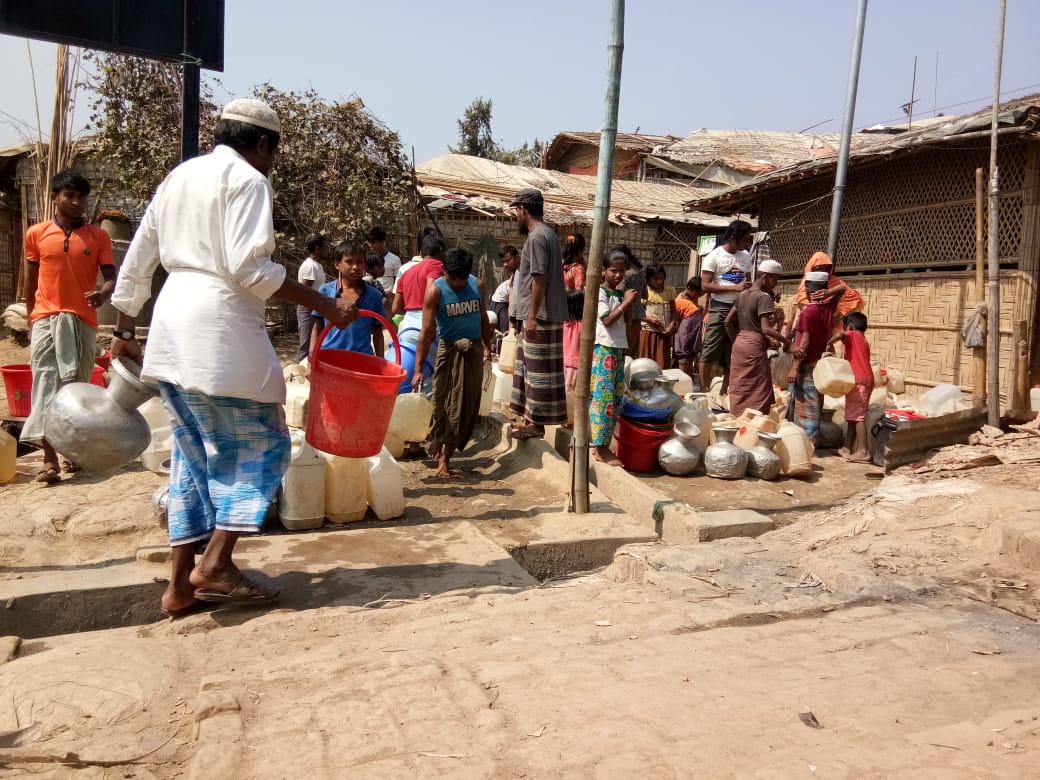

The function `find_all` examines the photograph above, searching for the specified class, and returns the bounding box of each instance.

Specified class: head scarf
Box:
[795,251,865,320]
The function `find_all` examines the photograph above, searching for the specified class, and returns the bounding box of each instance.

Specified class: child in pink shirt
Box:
[563,290,584,427]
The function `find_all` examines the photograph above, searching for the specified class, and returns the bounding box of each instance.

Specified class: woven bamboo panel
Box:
[0,209,17,306]
[777,271,1019,399]
[760,137,1028,273]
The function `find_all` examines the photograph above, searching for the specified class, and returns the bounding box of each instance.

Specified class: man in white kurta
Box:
[111,98,356,618]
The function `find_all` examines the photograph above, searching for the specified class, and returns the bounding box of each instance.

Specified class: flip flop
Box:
[510,425,544,441]
[160,599,213,619]
[34,467,60,484]
[194,575,280,606]
[61,460,82,474]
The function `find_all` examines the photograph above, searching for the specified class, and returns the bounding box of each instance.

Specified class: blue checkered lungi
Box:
[159,382,290,546]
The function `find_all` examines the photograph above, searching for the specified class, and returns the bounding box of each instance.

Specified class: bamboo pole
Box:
[1015,319,1029,412]
[973,167,987,406]
[986,0,1007,427]
[571,0,625,514]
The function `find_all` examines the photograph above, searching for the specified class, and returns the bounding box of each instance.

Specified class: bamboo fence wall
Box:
[766,136,1040,402]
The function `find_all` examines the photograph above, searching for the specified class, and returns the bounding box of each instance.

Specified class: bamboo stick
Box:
[973,167,987,406]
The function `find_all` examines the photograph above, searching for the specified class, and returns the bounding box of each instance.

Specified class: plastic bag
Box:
[961,305,985,349]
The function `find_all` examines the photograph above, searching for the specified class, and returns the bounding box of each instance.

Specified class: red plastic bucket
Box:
[95,350,112,371]
[2,363,108,417]
[1,364,32,417]
[89,364,106,387]
[305,310,406,457]
[614,415,673,473]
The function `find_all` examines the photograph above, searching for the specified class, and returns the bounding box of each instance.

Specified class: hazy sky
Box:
[2,0,1038,163]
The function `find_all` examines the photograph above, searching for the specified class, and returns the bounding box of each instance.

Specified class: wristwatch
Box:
[113,329,135,341]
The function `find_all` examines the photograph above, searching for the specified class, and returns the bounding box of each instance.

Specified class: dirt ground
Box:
[6,332,1040,776]
[3,467,1040,777]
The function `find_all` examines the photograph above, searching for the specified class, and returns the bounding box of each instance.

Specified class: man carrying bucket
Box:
[110,98,357,618]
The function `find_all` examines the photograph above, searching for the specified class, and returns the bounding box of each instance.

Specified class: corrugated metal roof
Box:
[415,153,732,228]
[684,95,1040,214]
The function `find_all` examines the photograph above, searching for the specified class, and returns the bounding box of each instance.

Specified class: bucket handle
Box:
[313,309,402,373]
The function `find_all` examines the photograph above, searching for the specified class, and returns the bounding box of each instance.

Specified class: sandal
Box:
[61,460,82,474]
[510,425,544,441]
[194,575,280,606]
[34,467,60,484]
[161,599,214,619]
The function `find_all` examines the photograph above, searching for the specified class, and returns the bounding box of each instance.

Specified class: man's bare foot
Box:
[427,441,443,459]
[434,467,460,479]
[161,583,200,615]
[592,445,623,467]
[838,447,852,459]
[847,451,872,463]
[189,561,245,594]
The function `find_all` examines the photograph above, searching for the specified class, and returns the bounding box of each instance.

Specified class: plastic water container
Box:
[382,430,406,459]
[493,363,513,407]
[733,408,778,450]
[774,420,813,476]
[918,383,963,416]
[660,369,693,398]
[0,426,15,483]
[499,332,517,374]
[137,397,169,431]
[813,356,856,398]
[281,434,326,530]
[823,394,846,426]
[885,368,906,394]
[367,446,404,520]
[479,361,494,416]
[387,392,433,442]
[285,376,310,429]
[323,453,368,523]
[675,396,712,451]
[140,426,173,474]
[1031,385,1040,413]
[869,386,889,407]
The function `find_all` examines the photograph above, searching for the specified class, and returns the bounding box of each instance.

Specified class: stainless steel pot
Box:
[657,420,702,476]
[703,426,748,479]
[44,357,158,472]
[746,432,782,480]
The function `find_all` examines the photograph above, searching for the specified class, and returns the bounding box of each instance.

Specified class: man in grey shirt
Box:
[508,188,568,439]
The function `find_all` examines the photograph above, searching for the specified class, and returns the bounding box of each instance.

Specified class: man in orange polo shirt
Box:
[21,170,116,483]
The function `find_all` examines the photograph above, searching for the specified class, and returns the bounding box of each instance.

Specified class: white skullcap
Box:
[758,260,783,275]
[221,98,281,134]
[805,271,830,282]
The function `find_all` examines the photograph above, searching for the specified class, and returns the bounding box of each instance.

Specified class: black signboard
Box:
[0,0,224,71]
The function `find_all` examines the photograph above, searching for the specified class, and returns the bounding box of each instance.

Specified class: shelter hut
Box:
[542,132,680,179]
[684,96,1040,410]
[414,153,735,292]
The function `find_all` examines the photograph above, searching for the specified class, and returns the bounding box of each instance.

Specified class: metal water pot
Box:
[703,426,748,479]
[653,376,684,417]
[44,357,158,472]
[657,420,702,476]
[746,431,782,480]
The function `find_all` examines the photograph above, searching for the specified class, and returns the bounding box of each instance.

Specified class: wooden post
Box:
[973,167,987,407]
[17,182,29,303]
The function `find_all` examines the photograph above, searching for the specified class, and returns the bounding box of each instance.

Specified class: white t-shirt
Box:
[595,286,627,349]
[701,246,752,305]
[491,279,511,304]
[378,251,401,292]
[298,256,324,288]
[392,257,421,294]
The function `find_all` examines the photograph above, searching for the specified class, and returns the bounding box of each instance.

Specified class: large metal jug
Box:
[44,357,158,472]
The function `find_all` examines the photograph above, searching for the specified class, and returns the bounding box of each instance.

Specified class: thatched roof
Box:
[543,131,680,167]
[415,153,731,228]
[684,95,1040,214]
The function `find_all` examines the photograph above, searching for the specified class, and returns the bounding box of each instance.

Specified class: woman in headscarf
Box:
[792,251,864,335]
[725,260,791,417]
[562,234,587,290]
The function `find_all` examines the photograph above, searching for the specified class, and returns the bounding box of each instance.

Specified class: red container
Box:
[2,363,108,417]
[614,415,673,473]
[95,350,112,371]
[89,364,106,387]
[1,364,33,417]
[305,311,407,458]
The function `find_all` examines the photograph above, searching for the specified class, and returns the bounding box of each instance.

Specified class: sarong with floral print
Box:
[589,345,626,446]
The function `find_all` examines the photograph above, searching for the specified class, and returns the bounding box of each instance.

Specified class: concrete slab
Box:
[655,503,775,544]
[2,519,537,639]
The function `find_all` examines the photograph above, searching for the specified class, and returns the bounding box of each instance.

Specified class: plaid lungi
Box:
[788,363,821,445]
[159,381,290,546]
[509,320,567,426]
